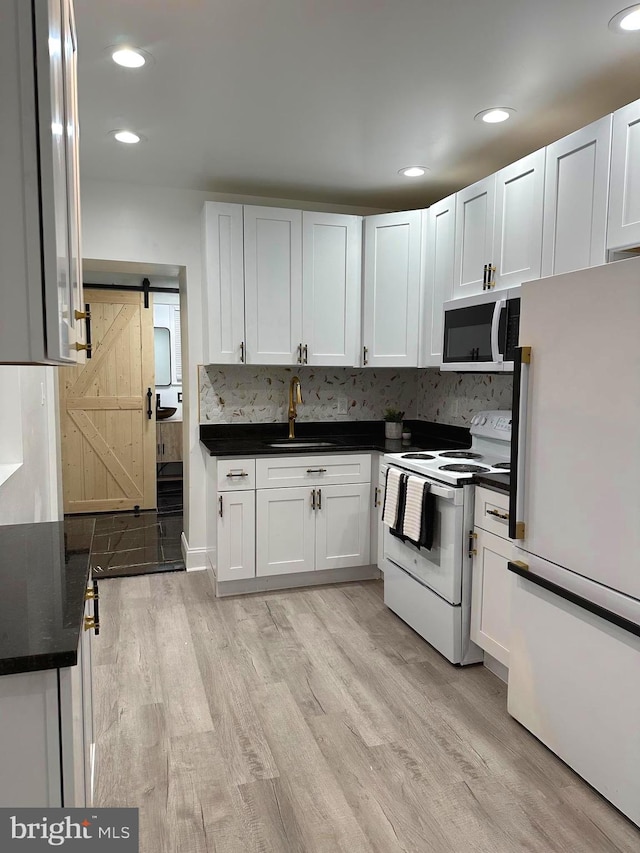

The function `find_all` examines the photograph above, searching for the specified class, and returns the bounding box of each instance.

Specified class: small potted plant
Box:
[384,407,404,439]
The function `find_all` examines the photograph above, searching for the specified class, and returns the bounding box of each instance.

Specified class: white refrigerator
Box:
[506,257,640,827]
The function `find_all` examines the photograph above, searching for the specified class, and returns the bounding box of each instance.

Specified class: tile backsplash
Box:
[417,370,513,425]
[199,365,420,423]
[200,365,514,427]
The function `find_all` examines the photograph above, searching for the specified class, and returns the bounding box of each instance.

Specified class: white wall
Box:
[80,179,384,569]
[0,366,60,525]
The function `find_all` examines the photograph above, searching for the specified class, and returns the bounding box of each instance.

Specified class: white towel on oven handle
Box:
[382,467,402,528]
[402,475,426,542]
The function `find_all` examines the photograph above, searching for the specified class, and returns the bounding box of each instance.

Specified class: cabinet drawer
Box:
[217,458,256,491]
[474,486,510,536]
[256,454,371,489]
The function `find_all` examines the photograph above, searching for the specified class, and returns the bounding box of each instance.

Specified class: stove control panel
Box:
[469,410,512,441]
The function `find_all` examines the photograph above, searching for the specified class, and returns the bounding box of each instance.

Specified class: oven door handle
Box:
[491,298,506,364]
[388,467,458,501]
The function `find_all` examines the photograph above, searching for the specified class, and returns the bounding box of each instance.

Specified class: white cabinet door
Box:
[493,149,545,289]
[362,210,422,367]
[470,527,515,668]
[0,0,82,364]
[420,197,455,367]
[315,483,371,571]
[542,116,612,276]
[218,490,255,581]
[453,175,496,299]
[256,487,315,576]
[202,202,245,364]
[244,206,302,364]
[608,100,640,251]
[302,212,361,366]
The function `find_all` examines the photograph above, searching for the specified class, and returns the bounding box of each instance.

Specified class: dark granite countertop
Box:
[0,517,94,676]
[472,472,511,494]
[200,419,472,457]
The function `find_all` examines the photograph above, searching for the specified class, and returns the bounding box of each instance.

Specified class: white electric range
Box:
[382,411,512,665]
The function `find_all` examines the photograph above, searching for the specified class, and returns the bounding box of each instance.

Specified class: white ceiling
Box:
[75,0,640,210]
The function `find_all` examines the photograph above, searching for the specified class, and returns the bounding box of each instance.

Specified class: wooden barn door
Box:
[59,289,156,513]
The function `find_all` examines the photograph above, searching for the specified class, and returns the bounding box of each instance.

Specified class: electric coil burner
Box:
[439,451,483,459]
[438,463,490,473]
[401,453,436,460]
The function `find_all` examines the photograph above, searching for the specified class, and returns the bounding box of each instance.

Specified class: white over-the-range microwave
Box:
[440,287,521,372]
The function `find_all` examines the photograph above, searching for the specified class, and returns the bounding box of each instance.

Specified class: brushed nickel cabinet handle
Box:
[363,346,368,365]
[303,344,308,364]
[311,489,316,510]
[297,343,303,364]
[306,468,327,473]
[374,486,379,507]
[240,341,245,363]
[226,471,248,478]
[317,488,322,509]
[219,496,223,518]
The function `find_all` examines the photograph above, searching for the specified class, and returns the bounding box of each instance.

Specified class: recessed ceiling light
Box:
[111,47,147,67]
[399,166,429,178]
[474,107,516,124]
[113,130,142,144]
[609,4,640,31]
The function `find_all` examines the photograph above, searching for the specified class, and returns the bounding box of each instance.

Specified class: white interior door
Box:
[217,490,255,582]
[244,206,302,364]
[256,487,315,576]
[362,210,421,367]
[542,116,612,276]
[315,483,371,571]
[493,149,545,289]
[302,211,361,366]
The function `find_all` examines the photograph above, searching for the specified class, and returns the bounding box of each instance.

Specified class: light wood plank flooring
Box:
[93,573,640,852]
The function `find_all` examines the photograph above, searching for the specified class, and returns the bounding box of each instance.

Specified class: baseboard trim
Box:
[483,651,509,683]
[215,565,381,597]
[180,532,207,572]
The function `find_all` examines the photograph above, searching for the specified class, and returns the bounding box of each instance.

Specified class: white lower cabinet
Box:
[315,483,371,570]
[217,490,256,581]
[0,610,94,807]
[470,487,515,668]
[256,482,371,576]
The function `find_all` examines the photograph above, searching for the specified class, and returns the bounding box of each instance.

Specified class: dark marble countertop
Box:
[200,419,472,457]
[0,517,94,676]
[472,472,511,494]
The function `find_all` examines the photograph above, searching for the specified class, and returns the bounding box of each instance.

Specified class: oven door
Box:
[383,473,465,604]
[441,293,505,372]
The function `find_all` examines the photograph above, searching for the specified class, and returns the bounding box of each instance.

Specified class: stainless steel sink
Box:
[265,440,338,448]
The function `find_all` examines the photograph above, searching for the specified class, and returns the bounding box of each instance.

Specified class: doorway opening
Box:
[58,259,188,579]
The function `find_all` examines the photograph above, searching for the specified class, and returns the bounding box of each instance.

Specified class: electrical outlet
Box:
[337,397,348,414]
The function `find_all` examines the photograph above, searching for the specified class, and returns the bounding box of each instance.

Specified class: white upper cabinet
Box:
[244,206,303,365]
[301,212,361,366]
[608,100,640,251]
[542,117,612,276]
[453,175,496,298]
[1,0,84,364]
[492,149,545,289]
[420,198,455,367]
[202,202,245,364]
[362,210,422,367]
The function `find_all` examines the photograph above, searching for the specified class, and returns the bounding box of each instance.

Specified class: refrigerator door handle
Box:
[509,345,530,539]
